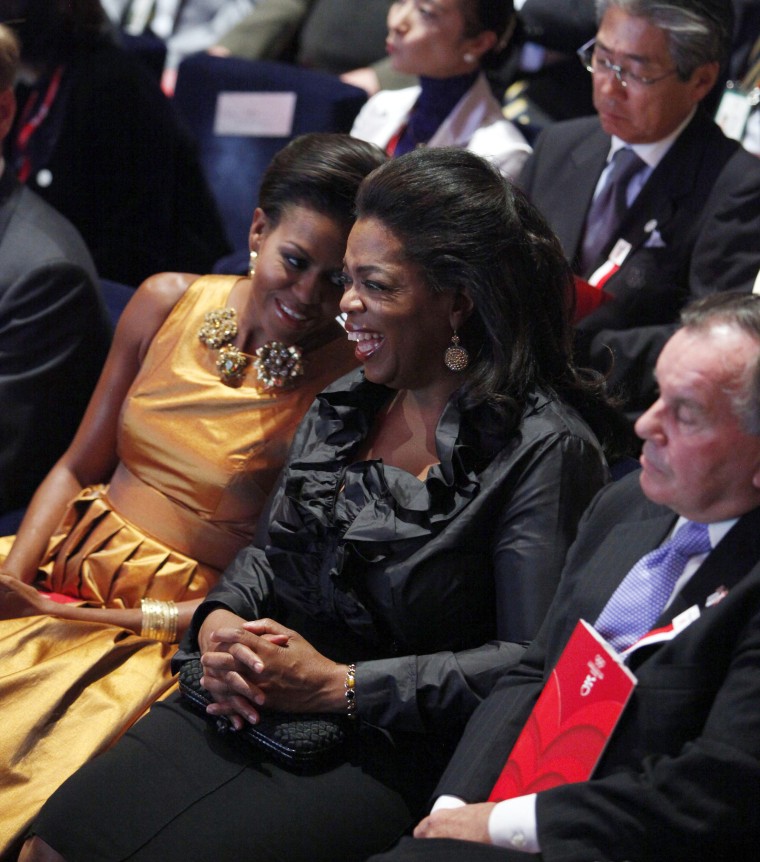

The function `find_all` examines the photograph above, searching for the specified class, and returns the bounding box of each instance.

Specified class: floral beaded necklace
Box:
[197,307,304,390]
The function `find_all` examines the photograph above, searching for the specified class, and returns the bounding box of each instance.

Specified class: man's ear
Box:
[689,60,720,105]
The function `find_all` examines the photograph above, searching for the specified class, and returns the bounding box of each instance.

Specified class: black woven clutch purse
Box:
[178,658,349,767]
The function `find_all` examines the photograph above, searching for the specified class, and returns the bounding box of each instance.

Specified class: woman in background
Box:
[0,133,384,856]
[351,0,531,177]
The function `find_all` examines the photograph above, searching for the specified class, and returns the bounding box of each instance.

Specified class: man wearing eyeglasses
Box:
[516,0,760,421]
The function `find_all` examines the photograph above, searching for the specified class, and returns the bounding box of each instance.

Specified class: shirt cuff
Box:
[431,795,466,812]
[488,794,540,853]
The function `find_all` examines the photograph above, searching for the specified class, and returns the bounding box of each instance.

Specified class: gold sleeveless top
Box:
[34,274,358,607]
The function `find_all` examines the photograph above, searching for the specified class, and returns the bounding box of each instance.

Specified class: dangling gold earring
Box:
[444,331,469,372]
[248,250,258,278]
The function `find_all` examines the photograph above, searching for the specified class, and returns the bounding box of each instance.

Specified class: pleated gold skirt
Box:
[0,487,214,856]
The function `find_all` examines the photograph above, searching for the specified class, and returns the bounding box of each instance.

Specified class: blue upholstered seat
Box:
[172,54,368,257]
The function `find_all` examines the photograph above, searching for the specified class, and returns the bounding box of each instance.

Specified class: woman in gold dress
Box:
[0,133,385,855]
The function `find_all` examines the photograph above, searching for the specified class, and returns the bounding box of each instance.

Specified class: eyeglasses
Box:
[577,38,680,88]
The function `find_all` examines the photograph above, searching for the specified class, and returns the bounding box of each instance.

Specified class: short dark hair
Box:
[595,0,734,76]
[258,133,386,230]
[0,24,19,90]
[680,292,760,435]
[354,146,627,453]
[462,0,516,68]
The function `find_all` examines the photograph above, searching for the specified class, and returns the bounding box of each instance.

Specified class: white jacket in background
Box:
[351,72,532,179]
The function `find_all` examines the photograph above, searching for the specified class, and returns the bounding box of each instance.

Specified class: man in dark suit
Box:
[368,290,760,861]
[0,24,111,518]
[518,0,760,418]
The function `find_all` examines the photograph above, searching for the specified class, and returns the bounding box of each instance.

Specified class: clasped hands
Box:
[199,611,496,847]
[198,609,345,731]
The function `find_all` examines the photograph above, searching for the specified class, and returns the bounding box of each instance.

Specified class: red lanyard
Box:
[15,65,65,183]
[385,127,403,157]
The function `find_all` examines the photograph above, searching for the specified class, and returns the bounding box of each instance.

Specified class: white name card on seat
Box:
[213,92,297,137]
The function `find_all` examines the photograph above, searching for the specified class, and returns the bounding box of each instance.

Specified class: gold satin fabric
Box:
[0,275,358,853]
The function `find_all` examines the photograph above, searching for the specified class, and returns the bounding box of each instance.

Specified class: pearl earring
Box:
[463,52,475,63]
[248,250,258,277]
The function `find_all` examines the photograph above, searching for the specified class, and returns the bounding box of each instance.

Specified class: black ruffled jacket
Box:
[178,370,608,737]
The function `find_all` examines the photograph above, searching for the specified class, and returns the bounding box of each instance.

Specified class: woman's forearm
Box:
[0,464,85,583]
[53,597,203,641]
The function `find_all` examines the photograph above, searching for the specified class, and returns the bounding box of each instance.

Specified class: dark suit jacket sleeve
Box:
[688,147,760,305]
[581,148,760,411]
[0,262,106,511]
[355,431,607,737]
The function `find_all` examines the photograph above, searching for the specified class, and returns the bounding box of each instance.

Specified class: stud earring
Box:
[463,52,475,63]
[444,331,469,372]
[248,250,258,277]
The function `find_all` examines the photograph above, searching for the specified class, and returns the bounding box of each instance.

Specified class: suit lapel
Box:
[614,111,731,259]
[559,127,609,263]
[579,509,678,624]
[660,506,760,621]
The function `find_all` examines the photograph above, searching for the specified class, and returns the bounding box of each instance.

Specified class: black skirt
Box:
[32,693,438,862]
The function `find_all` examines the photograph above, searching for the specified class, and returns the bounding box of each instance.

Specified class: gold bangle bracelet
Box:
[140,597,179,643]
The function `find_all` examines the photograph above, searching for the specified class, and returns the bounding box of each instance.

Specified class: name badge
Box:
[587,239,632,288]
[608,238,632,266]
[715,84,758,141]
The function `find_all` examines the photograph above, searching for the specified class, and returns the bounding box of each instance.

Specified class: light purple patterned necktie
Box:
[595,520,712,652]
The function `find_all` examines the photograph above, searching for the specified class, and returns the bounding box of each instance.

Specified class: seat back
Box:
[172,54,368,255]
[100,279,135,328]
[118,30,168,81]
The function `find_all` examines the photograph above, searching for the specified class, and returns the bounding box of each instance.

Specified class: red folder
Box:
[489,619,637,801]
[572,276,610,323]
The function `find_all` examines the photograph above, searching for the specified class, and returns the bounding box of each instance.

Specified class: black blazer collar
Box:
[617,109,736,250]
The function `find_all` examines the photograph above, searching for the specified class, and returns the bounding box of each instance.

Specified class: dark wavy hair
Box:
[258,133,386,230]
[354,147,630,456]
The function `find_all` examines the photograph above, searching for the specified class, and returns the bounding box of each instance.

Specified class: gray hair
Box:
[679,293,760,436]
[595,0,732,78]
